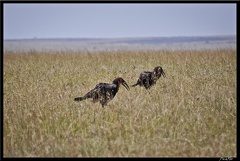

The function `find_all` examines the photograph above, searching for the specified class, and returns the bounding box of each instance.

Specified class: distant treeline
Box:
[5,35,236,45]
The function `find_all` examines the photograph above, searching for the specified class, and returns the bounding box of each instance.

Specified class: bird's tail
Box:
[74,96,86,101]
[131,82,139,87]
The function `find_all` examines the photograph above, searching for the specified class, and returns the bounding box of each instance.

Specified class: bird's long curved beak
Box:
[122,81,130,91]
[162,70,166,77]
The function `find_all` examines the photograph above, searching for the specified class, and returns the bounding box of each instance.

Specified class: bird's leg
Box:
[93,109,96,123]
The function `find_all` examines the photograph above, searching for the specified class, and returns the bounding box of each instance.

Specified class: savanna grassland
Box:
[3,49,236,157]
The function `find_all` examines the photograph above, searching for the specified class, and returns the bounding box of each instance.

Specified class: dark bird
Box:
[74,77,130,107]
[131,66,165,90]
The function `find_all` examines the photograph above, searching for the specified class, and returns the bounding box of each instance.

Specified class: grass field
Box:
[3,49,236,157]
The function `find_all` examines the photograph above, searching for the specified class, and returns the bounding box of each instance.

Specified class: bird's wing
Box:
[82,83,104,99]
[97,83,117,105]
[140,71,152,79]
[84,83,116,98]
[99,84,117,96]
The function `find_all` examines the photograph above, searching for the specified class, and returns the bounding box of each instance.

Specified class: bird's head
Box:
[153,66,165,78]
[113,77,130,91]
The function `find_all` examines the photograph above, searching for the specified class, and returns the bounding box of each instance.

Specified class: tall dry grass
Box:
[3,49,236,157]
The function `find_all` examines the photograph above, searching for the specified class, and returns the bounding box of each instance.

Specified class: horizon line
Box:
[4,34,236,41]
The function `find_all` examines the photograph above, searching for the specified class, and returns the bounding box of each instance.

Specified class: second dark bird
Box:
[131,66,165,90]
[74,77,130,107]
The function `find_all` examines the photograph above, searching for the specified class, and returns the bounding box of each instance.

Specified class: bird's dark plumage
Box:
[74,77,130,107]
[132,66,165,90]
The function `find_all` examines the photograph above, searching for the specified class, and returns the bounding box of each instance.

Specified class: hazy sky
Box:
[4,3,236,39]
